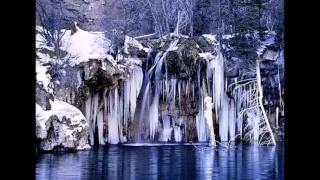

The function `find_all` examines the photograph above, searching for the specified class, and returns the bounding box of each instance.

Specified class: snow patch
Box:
[124,35,149,54]
[222,34,235,39]
[36,61,54,94]
[199,52,215,61]
[76,144,91,150]
[60,24,112,66]
[203,34,217,44]
[263,50,279,61]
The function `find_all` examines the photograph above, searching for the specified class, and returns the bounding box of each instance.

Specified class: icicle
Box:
[196,95,208,142]
[178,80,181,108]
[173,78,176,108]
[103,88,108,143]
[137,82,151,143]
[228,99,236,141]
[165,78,170,103]
[119,90,125,143]
[123,82,130,133]
[107,88,120,144]
[85,95,94,145]
[237,114,243,138]
[92,93,99,134]
[160,110,172,142]
[219,94,229,142]
[174,116,184,143]
[174,125,182,142]
[276,107,279,129]
[130,65,143,120]
[225,77,228,92]
[97,109,105,145]
[213,50,225,122]
[186,79,189,99]
[149,94,159,140]
[253,116,260,143]
[192,82,195,101]
[235,88,243,138]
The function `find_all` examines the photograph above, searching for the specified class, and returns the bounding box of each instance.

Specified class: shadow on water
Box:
[36,143,284,180]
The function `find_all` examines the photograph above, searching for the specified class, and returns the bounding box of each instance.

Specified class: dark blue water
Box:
[36,143,284,180]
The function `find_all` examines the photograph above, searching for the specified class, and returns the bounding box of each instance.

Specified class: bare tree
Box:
[260,0,284,34]
[36,0,67,59]
[227,60,277,146]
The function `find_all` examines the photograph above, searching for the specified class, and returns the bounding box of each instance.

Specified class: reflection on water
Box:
[36,143,284,180]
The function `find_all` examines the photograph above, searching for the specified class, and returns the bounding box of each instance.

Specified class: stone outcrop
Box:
[36,100,90,151]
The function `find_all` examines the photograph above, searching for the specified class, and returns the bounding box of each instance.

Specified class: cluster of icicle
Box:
[82,35,276,146]
[135,36,240,145]
[136,37,238,145]
[85,65,143,145]
[137,39,195,143]
[200,35,277,146]
[200,48,237,146]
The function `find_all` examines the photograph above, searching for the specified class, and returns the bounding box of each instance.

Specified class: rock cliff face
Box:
[36,0,126,32]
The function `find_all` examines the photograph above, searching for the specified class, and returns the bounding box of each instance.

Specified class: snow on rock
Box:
[36,24,144,96]
[263,50,279,61]
[199,52,215,61]
[60,23,112,66]
[255,31,276,56]
[122,57,143,75]
[222,34,235,39]
[36,61,54,94]
[36,99,90,151]
[105,54,117,66]
[36,24,145,80]
[76,144,91,150]
[124,35,149,54]
[203,34,218,45]
[37,24,113,67]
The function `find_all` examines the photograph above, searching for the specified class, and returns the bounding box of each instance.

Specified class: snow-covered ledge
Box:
[36,99,90,151]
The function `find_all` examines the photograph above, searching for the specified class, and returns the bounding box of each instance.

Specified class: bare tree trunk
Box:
[276,107,279,129]
[190,19,193,37]
[161,0,171,40]
[174,11,180,36]
[157,15,164,40]
[277,64,283,107]
[256,59,276,145]
[218,0,222,49]
[147,0,162,40]
[189,0,194,37]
